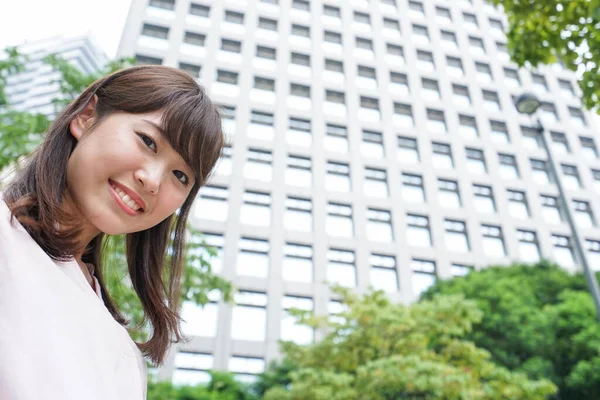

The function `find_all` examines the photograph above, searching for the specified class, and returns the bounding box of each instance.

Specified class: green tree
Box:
[492,0,600,110]
[263,287,556,400]
[0,45,234,351]
[423,261,600,399]
[148,371,258,400]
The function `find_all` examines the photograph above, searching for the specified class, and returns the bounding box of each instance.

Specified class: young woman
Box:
[0,65,224,399]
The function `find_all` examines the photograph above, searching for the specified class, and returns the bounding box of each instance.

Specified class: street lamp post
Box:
[514,93,600,321]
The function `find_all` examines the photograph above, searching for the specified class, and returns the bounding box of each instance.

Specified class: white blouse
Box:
[0,199,147,399]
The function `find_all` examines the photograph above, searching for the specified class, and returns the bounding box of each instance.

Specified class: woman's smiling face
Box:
[65,95,195,239]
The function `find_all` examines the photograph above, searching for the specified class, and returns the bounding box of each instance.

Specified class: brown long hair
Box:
[3,65,224,365]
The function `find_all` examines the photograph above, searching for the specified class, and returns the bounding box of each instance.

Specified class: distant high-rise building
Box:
[3,35,108,116]
[117,0,600,385]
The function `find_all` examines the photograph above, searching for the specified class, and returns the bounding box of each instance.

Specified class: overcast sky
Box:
[0,0,132,58]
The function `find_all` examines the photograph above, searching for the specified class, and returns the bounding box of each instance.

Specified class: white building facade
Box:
[117,0,600,384]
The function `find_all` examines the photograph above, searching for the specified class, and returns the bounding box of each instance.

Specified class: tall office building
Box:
[117,0,600,384]
[3,35,108,117]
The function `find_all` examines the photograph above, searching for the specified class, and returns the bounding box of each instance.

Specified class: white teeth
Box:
[111,183,142,212]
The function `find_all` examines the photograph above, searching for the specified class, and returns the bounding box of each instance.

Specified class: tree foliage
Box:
[263,287,556,400]
[423,261,600,399]
[148,371,258,400]
[492,0,600,110]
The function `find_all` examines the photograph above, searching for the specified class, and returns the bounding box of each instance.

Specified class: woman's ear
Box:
[69,94,99,141]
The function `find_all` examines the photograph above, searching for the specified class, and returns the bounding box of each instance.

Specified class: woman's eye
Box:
[138,133,157,152]
[173,170,189,185]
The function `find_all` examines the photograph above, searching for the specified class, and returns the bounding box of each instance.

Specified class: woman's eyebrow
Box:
[141,119,167,138]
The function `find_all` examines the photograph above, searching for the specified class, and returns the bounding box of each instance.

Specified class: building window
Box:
[292,24,310,38]
[432,142,453,169]
[412,24,430,43]
[196,185,228,221]
[324,123,348,152]
[507,189,530,219]
[222,38,242,53]
[284,197,313,232]
[517,230,541,263]
[256,45,276,60]
[361,130,384,158]
[458,115,478,140]
[541,194,563,224]
[540,102,558,124]
[358,65,376,81]
[285,155,312,187]
[451,264,473,277]
[281,296,314,345]
[172,352,213,386]
[496,42,509,60]
[436,6,452,22]
[466,148,487,175]
[483,90,501,112]
[402,173,425,203]
[290,52,310,66]
[481,225,506,258]
[258,17,278,31]
[383,18,400,32]
[530,159,553,185]
[441,31,459,50]
[247,110,274,140]
[325,58,344,73]
[444,219,470,253]
[364,167,389,198]
[416,50,435,72]
[475,62,493,83]
[189,3,210,17]
[229,356,265,384]
[559,79,575,96]
[438,179,461,208]
[386,44,404,62]
[521,126,542,149]
[489,120,509,143]
[324,30,342,44]
[469,36,486,55]
[141,23,169,39]
[422,78,441,102]
[397,136,419,163]
[393,102,413,128]
[593,169,600,194]
[573,200,596,228]
[473,184,496,213]
[287,116,312,147]
[224,10,244,24]
[532,73,548,92]
[411,259,436,297]
[586,240,600,268]
[355,37,374,51]
[427,109,447,134]
[290,83,311,98]
[216,145,232,176]
[406,214,432,247]
[231,291,267,341]
[216,69,239,85]
[326,89,345,104]
[354,11,371,25]
[327,248,356,287]
[323,4,341,18]
[181,289,220,338]
[463,12,478,28]
[240,191,271,227]
[390,72,409,95]
[408,1,425,17]
[366,208,394,242]
[282,243,313,282]
[453,85,471,107]
[503,68,520,88]
[552,235,576,268]
[489,18,504,33]
[236,237,270,277]
[550,132,570,154]
[360,96,380,112]
[326,161,351,192]
[326,203,354,238]
[179,62,201,78]
[569,107,587,127]
[150,0,175,10]
[292,0,310,11]
[253,77,275,94]
[580,137,598,160]
[498,153,519,180]
[370,254,398,292]
[561,164,581,190]
[447,56,464,77]
[244,148,272,182]
[135,54,162,65]
[183,31,206,47]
